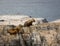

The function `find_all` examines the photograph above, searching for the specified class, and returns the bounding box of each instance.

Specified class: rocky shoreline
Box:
[0,23,60,46]
[0,15,60,46]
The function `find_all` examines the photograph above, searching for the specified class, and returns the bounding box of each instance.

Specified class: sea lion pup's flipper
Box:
[24,18,35,27]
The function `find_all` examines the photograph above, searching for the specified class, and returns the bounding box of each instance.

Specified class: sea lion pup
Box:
[2,25,16,35]
[24,18,35,27]
[7,25,23,35]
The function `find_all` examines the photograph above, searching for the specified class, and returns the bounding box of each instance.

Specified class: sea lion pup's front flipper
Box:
[24,18,35,27]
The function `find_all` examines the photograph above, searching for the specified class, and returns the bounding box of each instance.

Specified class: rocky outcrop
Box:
[32,18,48,25]
[0,23,60,46]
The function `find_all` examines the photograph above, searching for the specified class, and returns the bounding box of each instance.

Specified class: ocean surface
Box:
[0,0,60,21]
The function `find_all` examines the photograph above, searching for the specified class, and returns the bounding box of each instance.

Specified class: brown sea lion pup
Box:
[2,25,16,35]
[24,18,35,27]
[8,25,23,35]
[8,28,17,34]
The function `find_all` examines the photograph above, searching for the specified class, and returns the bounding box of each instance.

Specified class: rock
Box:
[32,18,48,25]
[31,30,41,46]
[0,22,60,46]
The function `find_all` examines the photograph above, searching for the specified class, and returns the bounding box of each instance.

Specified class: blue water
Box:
[0,0,60,21]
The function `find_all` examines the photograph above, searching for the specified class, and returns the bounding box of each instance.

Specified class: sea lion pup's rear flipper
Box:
[24,18,35,27]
